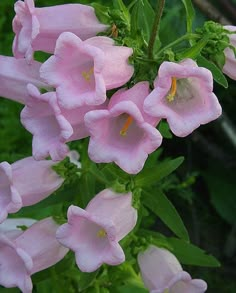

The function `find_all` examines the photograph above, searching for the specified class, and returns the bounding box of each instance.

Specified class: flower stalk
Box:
[148,0,166,59]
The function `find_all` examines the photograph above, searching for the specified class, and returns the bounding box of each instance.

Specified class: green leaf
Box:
[130,0,155,43]
[204,168,236,224]
[181,0,195,33]
[113,0,131,29]
[158,120,173,139]
[177,37,208,60]
[77,271,99,291]
[197,55,228,88]
[167,237,220,267]
[142,189,189,241]
[135,156,184,187]
[116,285,148,293]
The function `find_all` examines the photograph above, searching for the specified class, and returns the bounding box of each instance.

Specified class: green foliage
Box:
[197,55,228,88]
[142,189,189,241]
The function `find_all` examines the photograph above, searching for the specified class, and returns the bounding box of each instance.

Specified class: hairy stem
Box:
[148,0,165,59]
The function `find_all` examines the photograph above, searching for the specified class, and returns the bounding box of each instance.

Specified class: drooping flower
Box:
[84,82,162,174]
[0,55,47,104]
[138,245,207,293]
[56,189,137,272]
[21,84,107,161]
[144,59,222,137]
[0,157,64,223]
[223,25,236,80]
[13,0,108,61]
[40,32,134,109]
[0,217,68,293]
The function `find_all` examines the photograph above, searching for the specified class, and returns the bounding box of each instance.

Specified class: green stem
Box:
[156,33,200,58]
[88,169,108,185]
[148,0,166,59]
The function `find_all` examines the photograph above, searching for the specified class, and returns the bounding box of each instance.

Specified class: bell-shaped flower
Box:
[40,32,134,109]
[13,0,108,61]
[56,189,137,272]
[84,82,162,174]
[21,84,107,161]
[0,157,64,223]
[0,217,68,293]
[223,25,236,80]
[0,55,47,104]
[144,59,222,137]
[138,245,207,293]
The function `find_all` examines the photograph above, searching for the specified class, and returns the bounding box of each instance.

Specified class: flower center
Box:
[163,289,169,293]
[81,67,94,82]
[97,229,107,238]
[120,115,133,136]
[166,77,177,102]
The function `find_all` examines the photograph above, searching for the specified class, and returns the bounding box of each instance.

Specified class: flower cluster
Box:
[0,0,232,291]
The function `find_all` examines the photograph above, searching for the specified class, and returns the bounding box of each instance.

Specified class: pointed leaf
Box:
[167,237,220,267]
[197,55,228,88]
[135,157,184,187]
[143,189,189,241]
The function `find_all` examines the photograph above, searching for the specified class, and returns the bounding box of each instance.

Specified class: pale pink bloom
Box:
[223,26,236,80]
[0,217,68,293]
[21,84,106,161]
[13,0,108,61]
[56,189,137,272]
[40,32,134,109]
[0,55,47,104]
[138,245,207,293]
[144,59,222,137]
[84,82,162,174]
[0,157,64,223]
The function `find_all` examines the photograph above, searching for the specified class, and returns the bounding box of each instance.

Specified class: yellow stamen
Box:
[120,116,133,136]
[163,289,169,293]
[97,229,107,238]
[81,67,94,82]
[166,77,177,102]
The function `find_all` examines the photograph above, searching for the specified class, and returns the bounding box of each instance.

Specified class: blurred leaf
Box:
[78,271,99,291]
[142,189,189,241]
[167,237,220,267]
[197,55,228,88]
[158,120,173,139]
[204,169,236,225]
[181,0,195,33]
[115,285,148,293]
[135,156,184,187]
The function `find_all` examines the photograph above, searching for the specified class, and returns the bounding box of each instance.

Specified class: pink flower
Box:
[56,189,137,272]
[138,245,207,293]
[21,84,107,161]
[0,157,64,223]
[144,59,222,137]
[0,55,47,104]
[13,0,108,61]
[40,32,134,109]
[84,82,162,174]
[223,26,236,80]
[0,217,68,293]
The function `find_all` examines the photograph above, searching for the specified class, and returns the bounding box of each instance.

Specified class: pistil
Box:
[81,67,94,82]
[120,116,133,136]
[97,229,107,238]
[166,77,177,102]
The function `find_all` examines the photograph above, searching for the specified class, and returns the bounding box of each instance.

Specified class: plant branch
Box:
[192,0,232,25]
[148,0,165,59]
